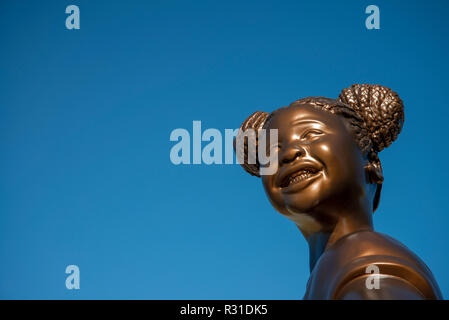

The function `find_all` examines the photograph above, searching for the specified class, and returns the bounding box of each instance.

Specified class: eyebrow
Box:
[289,119,327,127]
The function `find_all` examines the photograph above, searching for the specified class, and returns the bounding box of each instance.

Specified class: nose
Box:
[280,144,306,165]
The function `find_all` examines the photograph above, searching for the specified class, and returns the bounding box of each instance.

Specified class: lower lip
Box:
[280,171,322,194]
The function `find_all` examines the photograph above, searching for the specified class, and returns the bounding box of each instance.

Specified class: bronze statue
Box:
[234,84,442,299]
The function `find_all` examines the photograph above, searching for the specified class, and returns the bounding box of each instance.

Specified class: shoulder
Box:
[305,231,442,300]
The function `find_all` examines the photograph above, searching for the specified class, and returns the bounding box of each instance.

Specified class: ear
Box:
[365,161,384,185]
[364,161,384,212]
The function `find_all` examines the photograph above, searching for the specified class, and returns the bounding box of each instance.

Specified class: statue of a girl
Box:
[235,84,442,299]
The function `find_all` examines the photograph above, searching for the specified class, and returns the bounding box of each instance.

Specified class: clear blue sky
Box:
[1,0,449,299]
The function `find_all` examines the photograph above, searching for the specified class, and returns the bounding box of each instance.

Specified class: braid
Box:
[234,111,270,177]
[338,84,404,153]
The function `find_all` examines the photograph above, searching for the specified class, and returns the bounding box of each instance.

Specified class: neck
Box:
[304,206,374,272]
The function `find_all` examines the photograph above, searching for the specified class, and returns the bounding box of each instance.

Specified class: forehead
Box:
[267,104,343,129]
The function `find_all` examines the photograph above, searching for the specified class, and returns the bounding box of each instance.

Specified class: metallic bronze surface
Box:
[234,84,442,300]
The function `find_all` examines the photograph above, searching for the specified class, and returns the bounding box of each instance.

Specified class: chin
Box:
[283,179,328,212]
[283,195,321,215]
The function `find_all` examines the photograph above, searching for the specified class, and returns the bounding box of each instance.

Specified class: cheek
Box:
[314,142,334,161]
[313,139,343,172]
[313,137,364,184]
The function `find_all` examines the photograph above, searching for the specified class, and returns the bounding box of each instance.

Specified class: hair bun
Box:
[233,111,270,177]
[338,84,404,152]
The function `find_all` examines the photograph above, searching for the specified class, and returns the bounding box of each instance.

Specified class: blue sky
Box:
[1,0,449,299]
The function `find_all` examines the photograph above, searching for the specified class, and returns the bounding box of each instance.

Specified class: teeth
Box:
[284,169,318,187]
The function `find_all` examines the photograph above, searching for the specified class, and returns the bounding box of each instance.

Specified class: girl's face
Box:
[261,104,370,232]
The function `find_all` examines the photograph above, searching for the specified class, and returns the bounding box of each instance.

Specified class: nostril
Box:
[281,149,303,164]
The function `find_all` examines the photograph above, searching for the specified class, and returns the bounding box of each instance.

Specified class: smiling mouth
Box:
[280,167,320,188]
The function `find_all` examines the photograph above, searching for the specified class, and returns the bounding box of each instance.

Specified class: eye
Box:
[301,129,324,140]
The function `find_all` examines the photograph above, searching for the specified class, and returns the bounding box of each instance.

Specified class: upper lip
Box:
[277,159,322,188]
